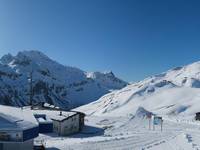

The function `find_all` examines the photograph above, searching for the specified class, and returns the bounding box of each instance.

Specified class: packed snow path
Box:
[40,115,200,150]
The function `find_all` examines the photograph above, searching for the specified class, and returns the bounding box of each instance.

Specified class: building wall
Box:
[23,127,39,142]
[39,123,53,133]
[53,114,80,136]
[0,130,23,142]
[53,120,61,135]
[60,114,80,136]
[1,139,33,150]
[79,114,85,130]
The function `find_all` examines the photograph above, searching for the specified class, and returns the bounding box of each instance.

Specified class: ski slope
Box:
[76,61,200,117]
[37,108,200,150]
[77,86,200,117]
[40,61,200,150]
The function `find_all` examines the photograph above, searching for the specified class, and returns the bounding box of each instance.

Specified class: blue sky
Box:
[1,0,200,82]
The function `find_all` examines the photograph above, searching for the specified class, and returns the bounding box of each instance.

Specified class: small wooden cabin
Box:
[51,111,85,136]
[32,105,85,136]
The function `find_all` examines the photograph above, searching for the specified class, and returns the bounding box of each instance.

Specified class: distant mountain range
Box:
[0,50,128,109]
[77,61,200,117]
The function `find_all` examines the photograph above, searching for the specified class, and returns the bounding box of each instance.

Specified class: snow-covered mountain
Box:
[0,50,127,109]
[77,61,200,117]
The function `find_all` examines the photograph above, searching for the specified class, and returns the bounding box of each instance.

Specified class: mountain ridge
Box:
[0,50,128,109]
[76,61,200,117]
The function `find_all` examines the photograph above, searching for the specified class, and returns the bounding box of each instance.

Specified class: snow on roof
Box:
[50,113,76,122]
[34,114,53,123]
[0,105,38,130]
[0,115,17,129]
[32,109,77,122]
[37,118,47,122]
[43,103,60,109]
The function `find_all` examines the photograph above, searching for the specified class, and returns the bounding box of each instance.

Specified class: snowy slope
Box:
[36,61,200,150]
[77,61,200,117]
[0,50,127,109]
[40,107,200,150]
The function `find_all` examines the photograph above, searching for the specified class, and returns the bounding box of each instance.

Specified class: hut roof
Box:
[32,109,77,122]
[0,105,38,131]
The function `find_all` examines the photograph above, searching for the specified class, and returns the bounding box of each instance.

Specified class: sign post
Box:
[149,118,151,130]
[146,114,152,130]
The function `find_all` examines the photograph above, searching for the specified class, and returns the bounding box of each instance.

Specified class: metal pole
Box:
[149,118,151,130]
[29,70,33,109]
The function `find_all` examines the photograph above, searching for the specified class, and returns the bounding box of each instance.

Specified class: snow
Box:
[0,105,38,130]
[0,50,127,108]
[3,52,200,149]
[36,110,200,150]
[37,118,46,122]
[86,71,128,89]
[54,60,200,149]
[32,109,76,122]
[135,106,153,118]
[76,86,200,117]
[76,61,200,117]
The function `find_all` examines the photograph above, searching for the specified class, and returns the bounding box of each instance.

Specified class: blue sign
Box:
[153,117,162,125]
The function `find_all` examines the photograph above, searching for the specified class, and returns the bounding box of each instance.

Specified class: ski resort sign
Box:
[153,116,162,125]
[153,116,163,131]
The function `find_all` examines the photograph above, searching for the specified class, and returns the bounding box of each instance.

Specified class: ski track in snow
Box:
[42,115,200,150]
[34,60,200,150]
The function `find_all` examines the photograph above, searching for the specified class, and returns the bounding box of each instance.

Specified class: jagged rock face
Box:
[0,50,128,109]
[87,71,127,89]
